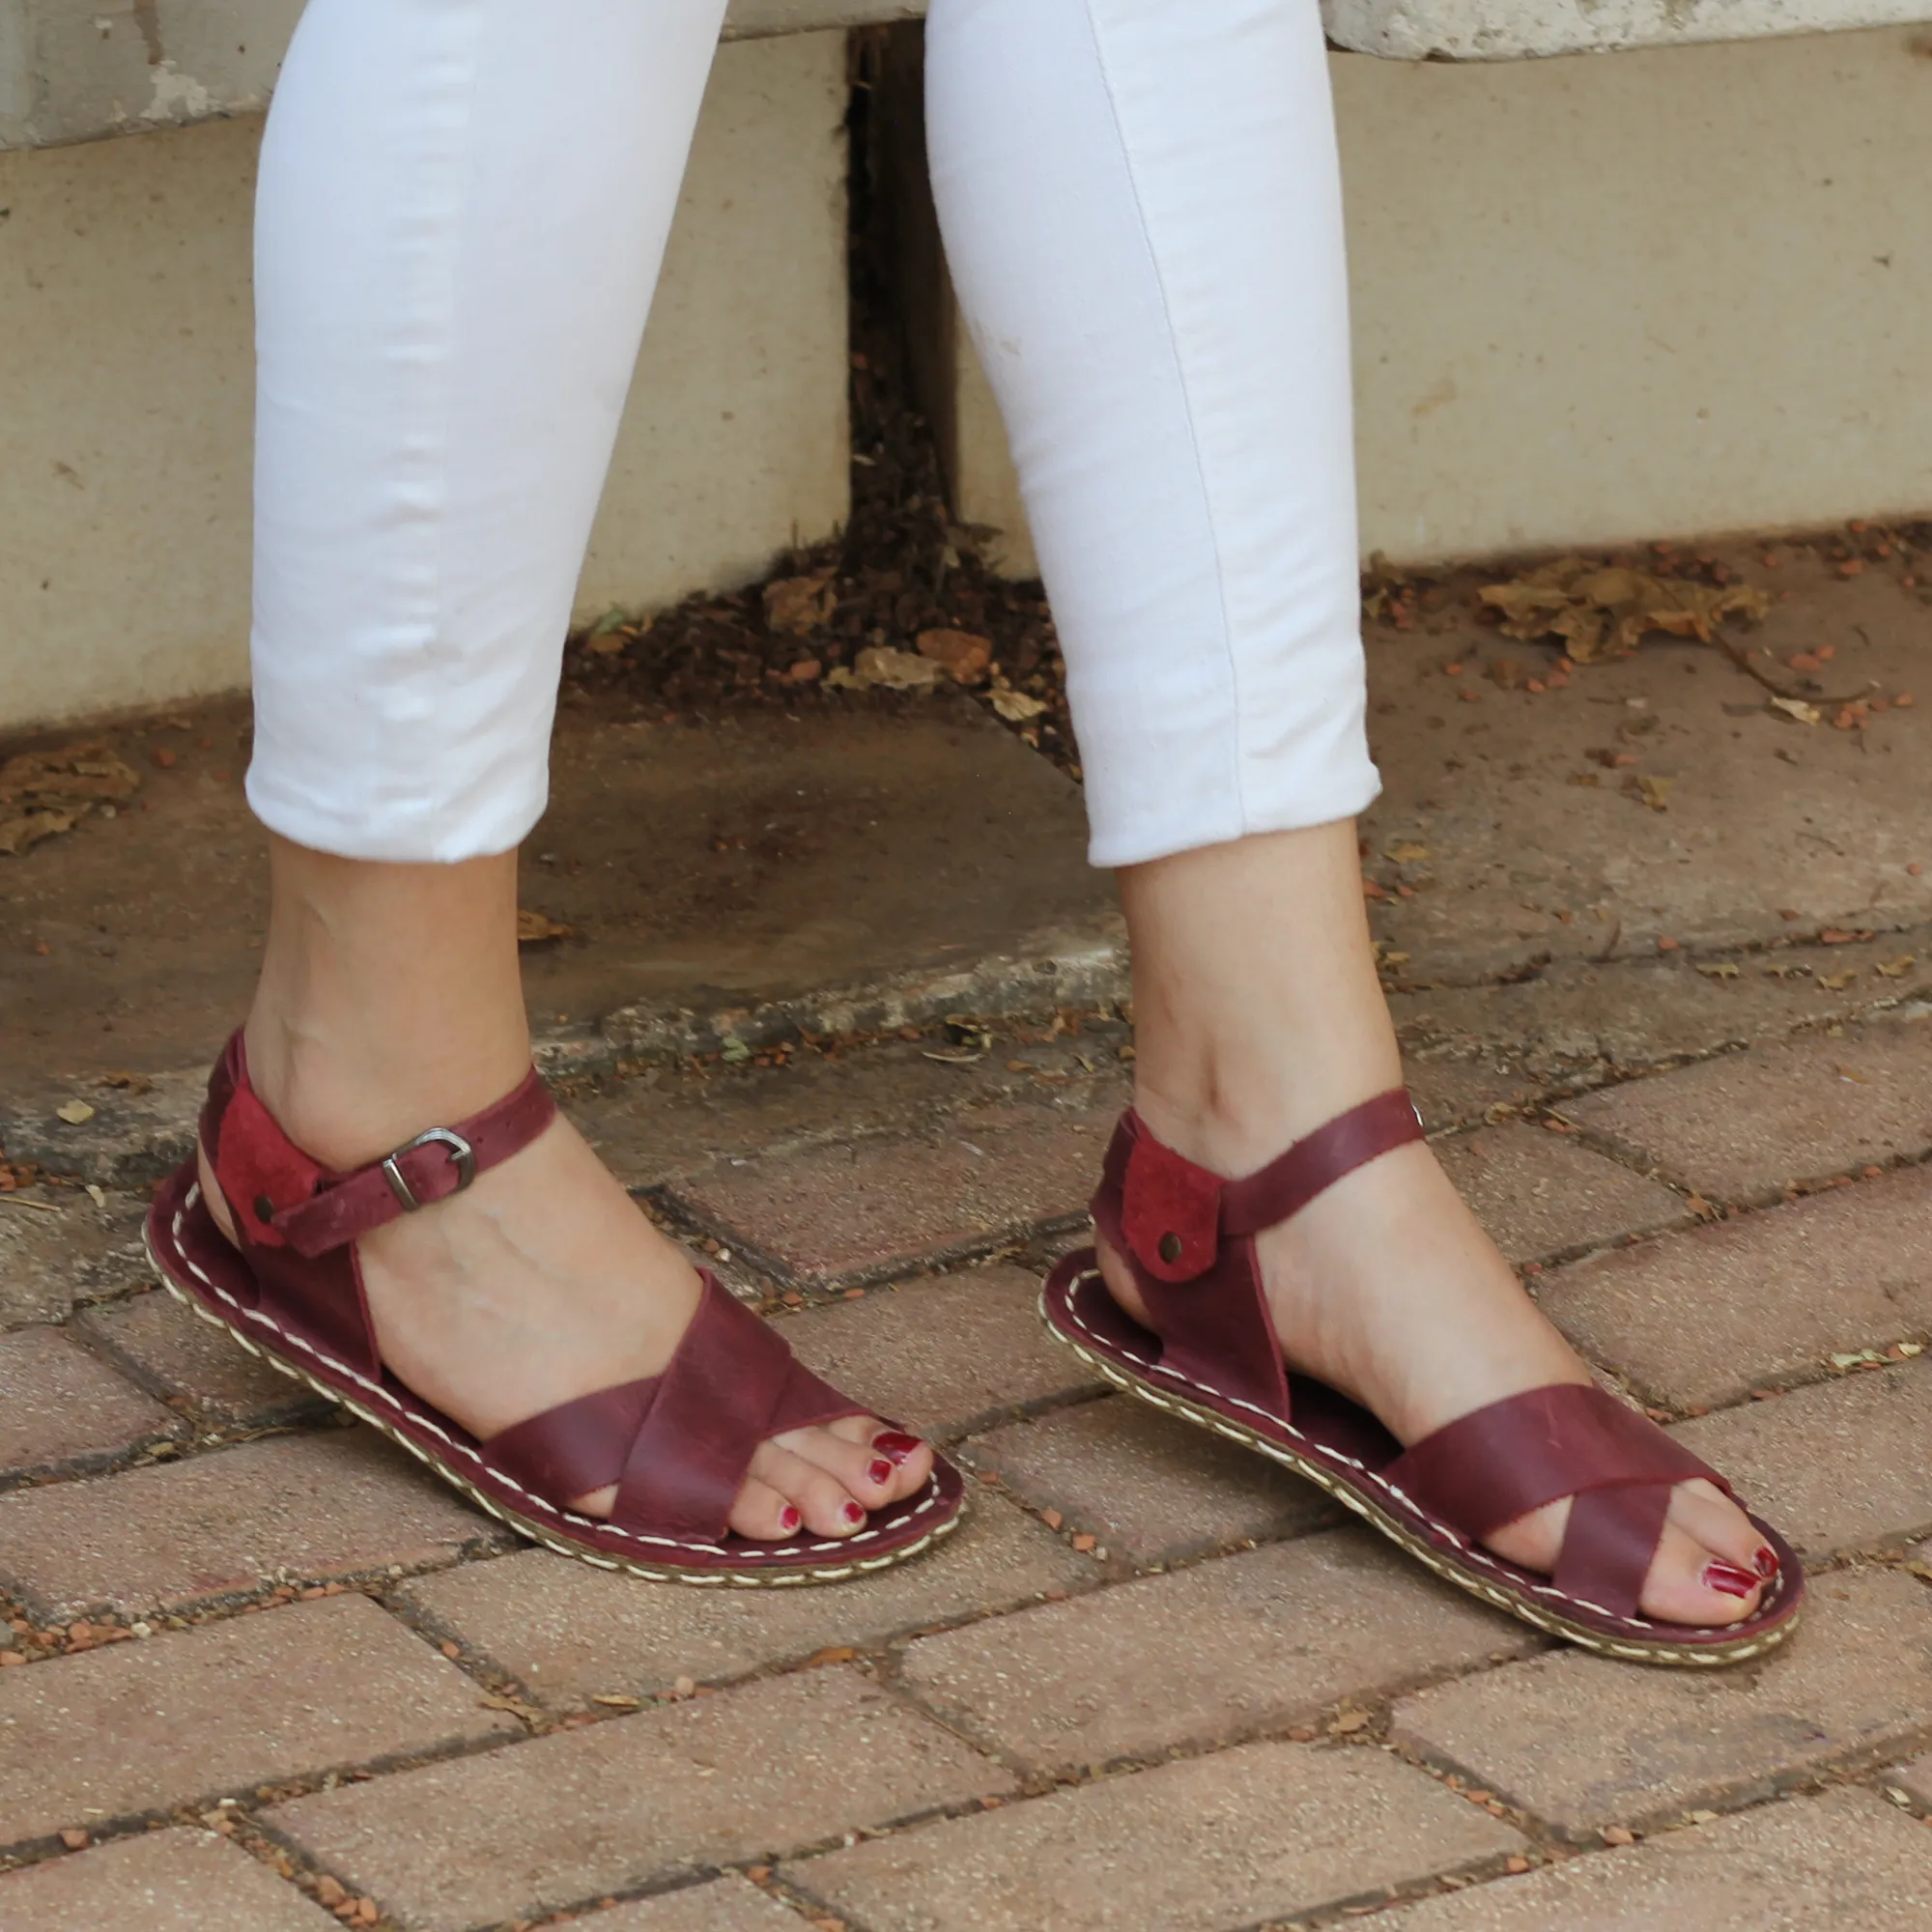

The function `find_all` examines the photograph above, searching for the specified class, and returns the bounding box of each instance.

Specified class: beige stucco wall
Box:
[1343,24,1932,559]
[0,0,918,150]
[0,31,849,730]
[9,2,1922,152]
[945,24,1932,571]
[8,20,1928,728]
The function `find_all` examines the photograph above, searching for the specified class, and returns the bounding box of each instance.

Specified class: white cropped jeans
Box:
[247,0,1378,868]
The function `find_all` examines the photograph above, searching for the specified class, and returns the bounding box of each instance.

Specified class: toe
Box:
[794,1415,935,1506]
[1487,1482,1774,1632]
[726,1476,805,1544]
[1639,1514,1767,1628]
[745,1439,870,1539]
[1671,1477,1778,1579]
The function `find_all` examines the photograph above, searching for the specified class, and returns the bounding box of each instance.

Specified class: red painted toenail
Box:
[1703,1561,1760,1599]
[1753,1545,1778,1578]
[867,1458,894,1486]
[841,1500,866,1527]
[872,1431,922,1465]
[779,1505,801,1532]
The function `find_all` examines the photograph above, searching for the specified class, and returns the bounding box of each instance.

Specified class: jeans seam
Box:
[1076,0,1251,837]
[393,3,491,834]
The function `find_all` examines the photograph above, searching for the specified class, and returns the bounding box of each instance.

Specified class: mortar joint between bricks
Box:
[0,1406,355,1505]
[1285,1850,1555,1929]
[360,1580,560,1723]
[724,1769,1046,1883]
[9,1571,500,1670]
[168,1810,394,1929]
[0,1422,193,1498]
[1379,1726,1620,1852]
[507,1869,789,1932]
[764,1859,898,1932]
[1868,1770,1932,1822]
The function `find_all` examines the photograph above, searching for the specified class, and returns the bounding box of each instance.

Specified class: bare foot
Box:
[1097,1113,1773,1628]
[198,1116,933,1543]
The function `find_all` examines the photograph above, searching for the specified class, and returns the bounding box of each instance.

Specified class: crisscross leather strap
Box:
[201,1030,864,1543]
[483,1274,864,1541]
[1385,1383,1725,1619]
[1091,1094,1718,1620]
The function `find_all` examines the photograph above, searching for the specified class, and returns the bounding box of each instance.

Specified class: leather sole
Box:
[1042,1250,1803,1667]
[143,1176,965,1589]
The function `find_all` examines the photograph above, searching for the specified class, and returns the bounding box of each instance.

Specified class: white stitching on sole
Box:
[1042,1262,1795,1667]
[147,1194,961,1589]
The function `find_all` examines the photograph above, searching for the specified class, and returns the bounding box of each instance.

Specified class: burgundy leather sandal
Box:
[1042,1092,1803,1664]
[143,1033,964,1586]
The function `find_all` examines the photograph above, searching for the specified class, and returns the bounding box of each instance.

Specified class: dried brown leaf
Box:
[1477,565,1771,664]
[762,571,838,637]
[0,808,80,856]
[516,910,578,945]
[916,627,993,686]
[0,745,141,808]
[989,687,1048,722]
[1479,582,1574,625]
[850,645,944,692]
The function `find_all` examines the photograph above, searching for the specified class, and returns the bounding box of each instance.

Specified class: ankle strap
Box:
[278,1068,555,1256]
[1105,1089,1424,1286]
[1222,1090,1426,1237]
[208,1032,557,1260]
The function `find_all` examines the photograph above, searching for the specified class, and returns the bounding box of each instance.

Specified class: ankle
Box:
[1132,1038,1401,1180]
[240,836,531,1167]
[241,1002,530,1172]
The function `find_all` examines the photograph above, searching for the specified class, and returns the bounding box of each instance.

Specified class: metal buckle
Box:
[381,1127,477,1213]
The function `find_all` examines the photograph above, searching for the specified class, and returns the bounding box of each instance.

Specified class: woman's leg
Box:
[925,0,1769,1622]
[220,0,931,1539]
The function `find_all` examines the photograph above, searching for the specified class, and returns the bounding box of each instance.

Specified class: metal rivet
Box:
[253,1194,276,1225]
[1158,1232,1183,1264]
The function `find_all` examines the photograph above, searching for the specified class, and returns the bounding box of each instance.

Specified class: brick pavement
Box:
[76,1287,330,1429]
[1389,1570,1932,1841]
[775,1264,1102,1439]
[957,1394,1337,1572]
[6,1007,1932,1927]
[1433,1123,1688,1265]
[1378,1788,1932,1929]
[790,1742,1525,1932]
[1669,1358,1932,1559]
[0,1595,518,1853]
[1537,1160,1932,1410]
[1556,1020,1932,1202]
[0,1829,342,1931]
[0,1324,183,1483]
[265,1669,1012,1932]
[0,1430,506,1622]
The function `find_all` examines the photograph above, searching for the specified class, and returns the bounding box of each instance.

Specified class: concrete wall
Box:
[9,0,1926,151]
[0,0,921,150]
[1326,0,1932,60]
[0,31,850,731]
[935,24,1932,570]
[1342,24,1932,558]
[8,16,1929,729]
